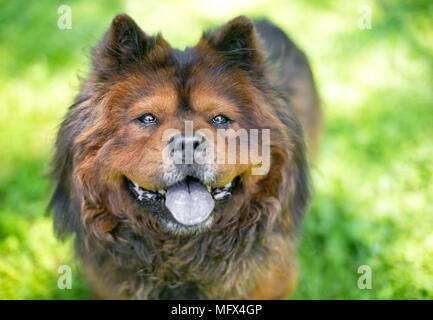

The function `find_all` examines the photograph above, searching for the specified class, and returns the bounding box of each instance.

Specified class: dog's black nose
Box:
[168,133,203,149]
[183,134,203,150]
[168,133,205,163]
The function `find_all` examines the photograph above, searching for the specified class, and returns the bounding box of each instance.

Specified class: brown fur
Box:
[49,15,321,299]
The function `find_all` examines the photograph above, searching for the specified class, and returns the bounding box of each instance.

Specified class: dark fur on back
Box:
[49,15,320,299]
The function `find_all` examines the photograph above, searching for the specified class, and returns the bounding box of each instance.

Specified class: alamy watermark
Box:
[161,121,271,176]
[58,265,72,290]
[357,265,372,289]
[358,5,372,30]
[57,5,72,30]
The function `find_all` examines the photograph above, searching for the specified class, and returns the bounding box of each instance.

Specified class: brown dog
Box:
[49,14,321,299]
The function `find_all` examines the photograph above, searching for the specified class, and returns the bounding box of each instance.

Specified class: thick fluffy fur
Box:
[49,15,321,299]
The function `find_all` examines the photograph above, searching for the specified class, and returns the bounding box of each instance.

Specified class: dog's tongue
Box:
[165,179,215,225]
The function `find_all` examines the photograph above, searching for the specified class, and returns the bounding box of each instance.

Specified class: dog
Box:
[49,14,322,299]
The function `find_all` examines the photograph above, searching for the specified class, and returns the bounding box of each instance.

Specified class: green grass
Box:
[1,0,432,299]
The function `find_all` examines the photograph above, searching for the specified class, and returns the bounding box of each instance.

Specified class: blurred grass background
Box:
[1,0,432,299]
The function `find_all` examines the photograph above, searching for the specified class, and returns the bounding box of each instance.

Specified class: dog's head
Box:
[50,14,309,238]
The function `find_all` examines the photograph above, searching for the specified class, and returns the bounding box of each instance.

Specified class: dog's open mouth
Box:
[126,176,238,228]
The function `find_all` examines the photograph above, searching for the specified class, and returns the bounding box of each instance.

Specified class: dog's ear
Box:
[92,14,170,71]
[205,16,265,72]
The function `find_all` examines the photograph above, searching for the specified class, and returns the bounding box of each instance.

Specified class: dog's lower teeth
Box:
[128,175,237,205]
[214,191,228,200]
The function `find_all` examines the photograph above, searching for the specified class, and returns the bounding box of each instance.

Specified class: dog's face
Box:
[53,15,304,238]
[106,80,251,233]
[96,69,257,234]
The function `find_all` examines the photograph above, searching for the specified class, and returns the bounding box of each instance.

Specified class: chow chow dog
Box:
[49,14,322,299]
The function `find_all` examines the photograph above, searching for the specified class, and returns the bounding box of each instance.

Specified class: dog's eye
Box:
[211,115,231,126]
[136,113,158,126]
